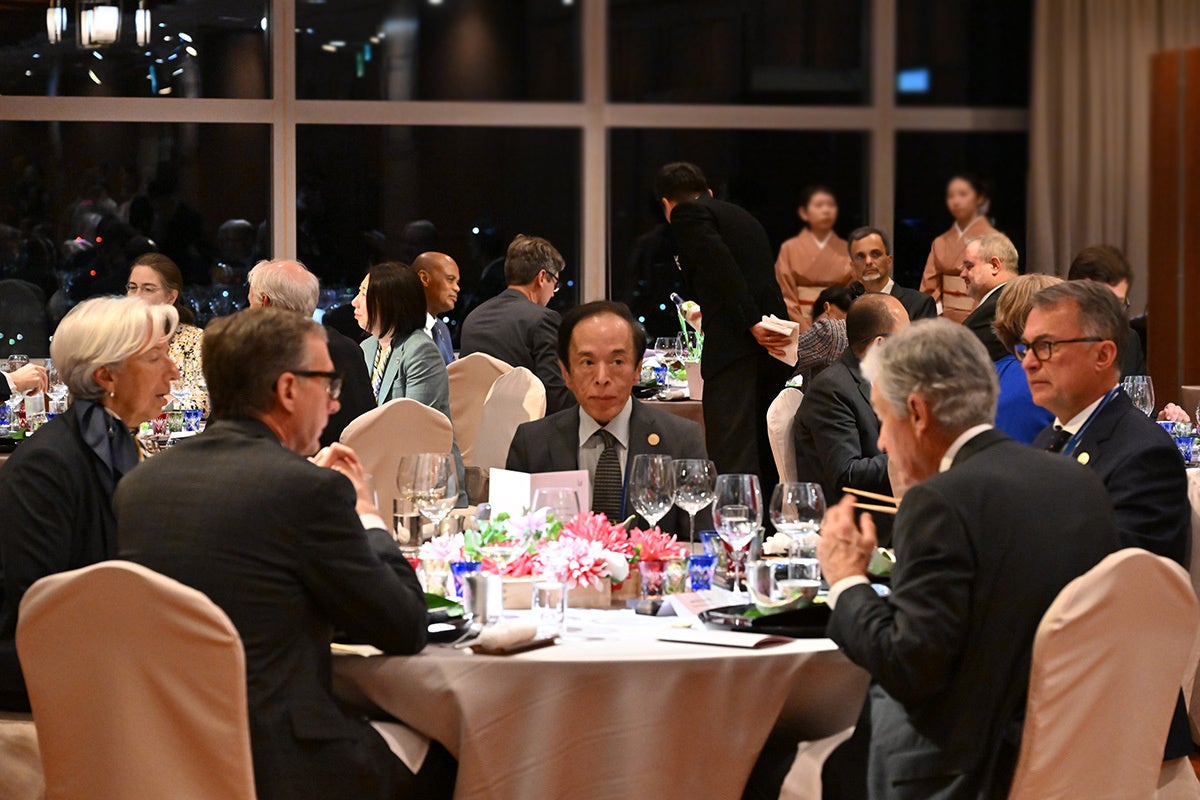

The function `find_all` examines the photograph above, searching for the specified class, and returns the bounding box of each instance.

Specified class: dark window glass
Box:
[296,125,580,344]
[896,0,1032,107]
[609,129,868,340]
[0,1,269,99]
[295,1,579,101]
[0,121,270,339]
[610,0,869,105]
[892,132,1028,291]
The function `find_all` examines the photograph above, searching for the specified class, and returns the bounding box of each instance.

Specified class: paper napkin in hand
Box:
[759,314,800,366]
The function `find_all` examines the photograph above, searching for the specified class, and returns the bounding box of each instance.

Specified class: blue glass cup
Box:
[1175,437,1195,466]
[699,531,721,556]
[688,554,717,591]
[450,561,481,599]
[183,408,203,433]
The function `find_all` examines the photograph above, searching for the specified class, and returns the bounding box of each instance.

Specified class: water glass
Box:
[1120,375,1155,417]
[531,581,566,637]
[639,559,667,598]
[688,554,717,591]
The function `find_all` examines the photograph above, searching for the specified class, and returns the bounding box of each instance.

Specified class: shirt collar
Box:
[880,278,895,295]
[978,282,1007,305]
[1054,390,1112,434]
[424,312,437,335]
[578,397,633,450]
[938,424,994,473]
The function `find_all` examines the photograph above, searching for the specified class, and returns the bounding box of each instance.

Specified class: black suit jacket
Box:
[116,419,429,800]
[459,288,575,414]
[889,284,938,321]
[506,400,710,536]
[963,286,1008,361]
[321,325,375,447]
[669,196,787,377]
[0,407,121,710]
[829,430,1118,798]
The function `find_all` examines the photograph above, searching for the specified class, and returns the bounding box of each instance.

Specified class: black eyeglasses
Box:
[544,269,562,294]
[290,370,343,400]
[1014,337,1105,362]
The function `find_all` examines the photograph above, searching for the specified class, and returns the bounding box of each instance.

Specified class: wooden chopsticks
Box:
[841,486,900,515]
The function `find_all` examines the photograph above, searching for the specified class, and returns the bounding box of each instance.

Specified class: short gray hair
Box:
[972,232,1019,274]
[862,318,998,434]
[248,259,320,317]
[51,296,179,401]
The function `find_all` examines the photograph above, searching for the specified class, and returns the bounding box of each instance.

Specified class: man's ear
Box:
[1094,340,1119,374]
[417,270,431,288]
[274,372,298,411]
[907,393,931,434]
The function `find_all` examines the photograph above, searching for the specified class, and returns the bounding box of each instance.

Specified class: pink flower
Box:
[628,527,688,564]
[560,511,633,557]
[535,537,614,590]
[419,532,465,563]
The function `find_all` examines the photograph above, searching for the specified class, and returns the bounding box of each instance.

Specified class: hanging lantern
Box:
[78,1,122,49]
[135,1,151,47]
[46,0,68,45]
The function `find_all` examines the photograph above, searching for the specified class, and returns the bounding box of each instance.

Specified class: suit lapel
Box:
[950,428,1007,468]
[552,408,583,473]
[381,333,406,401]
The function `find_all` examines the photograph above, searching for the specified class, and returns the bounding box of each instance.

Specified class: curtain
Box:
[1028,0,1200,309]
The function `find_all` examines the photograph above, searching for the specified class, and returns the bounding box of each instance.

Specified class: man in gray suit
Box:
[507,300,708,537]
[116,307,455,800]
[459,234,575,413]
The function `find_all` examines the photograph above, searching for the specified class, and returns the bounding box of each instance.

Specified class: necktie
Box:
[1045,426,1072,453]
[371,342,392,401]
[592,429,625,521]
[432,319,455,365]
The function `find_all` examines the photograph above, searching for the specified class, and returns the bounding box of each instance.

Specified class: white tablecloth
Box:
[332,609,869,800]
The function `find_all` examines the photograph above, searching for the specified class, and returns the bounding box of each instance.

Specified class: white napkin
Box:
[474,620,538,651]
[759,314,800,366]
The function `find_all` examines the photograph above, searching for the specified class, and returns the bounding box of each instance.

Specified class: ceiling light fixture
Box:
[46,0,68,44]
[78,1,121,49]
[135,1,151,47]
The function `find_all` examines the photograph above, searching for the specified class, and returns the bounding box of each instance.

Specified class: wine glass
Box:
[411,452,458,535]
[672,458,717,546]
[770,483,826,581]
[628,454,675,529]
[394,454,423,544]
[1120,375,1155,417]
[531,486,581,527]
[711,474,763,593]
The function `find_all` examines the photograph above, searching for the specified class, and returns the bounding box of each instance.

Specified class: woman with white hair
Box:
[0,295,179,712]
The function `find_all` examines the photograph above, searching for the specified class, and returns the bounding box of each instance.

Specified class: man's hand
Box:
[817,495,877,585]
[7,363,48,395]
[1158,403,1190,424]
[750,322,791,358]
[310,442,379,517]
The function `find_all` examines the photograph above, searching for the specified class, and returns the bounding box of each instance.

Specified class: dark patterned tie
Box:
[432,319,455,365]
[370,342,391,401]
[592,429,624,520]
[1045,426,1072,453]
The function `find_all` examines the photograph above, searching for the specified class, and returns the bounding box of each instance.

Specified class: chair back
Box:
[1184,468,1200,743]
[472,367,547,472]
[766,387,804,483]
[1007,549,1198,800]
[340,397,454,518]
[16,561,256,800]
[447,352,513,465]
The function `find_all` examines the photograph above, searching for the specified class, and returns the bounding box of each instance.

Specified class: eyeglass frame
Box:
[543,268,562,294]
[289,369,343,400]
[1013,337,1106,363]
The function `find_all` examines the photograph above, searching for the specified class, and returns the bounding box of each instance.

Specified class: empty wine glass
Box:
[412,452,459,535]
[1120,375,1155,417]
[672,458,717,546]
[531,486,581,527]
[628,454,675,529]
[711,474,763,593]
[770,483,826,581]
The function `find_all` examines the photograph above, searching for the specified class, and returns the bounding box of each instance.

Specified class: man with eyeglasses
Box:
[1067,243,1148,378]
[460,234,576,413]
[847,226,938,322]
[1022,279,1192,763]
[116,307,457,800]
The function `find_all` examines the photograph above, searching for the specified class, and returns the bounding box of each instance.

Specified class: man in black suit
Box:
[959,232,1019,361]
[413,251,460,365]
[1067,243,1147,377]
[848,226,938,322]
[507,301,709,537]
[1023,279,1192,762]
[459,234,575,413]
[655,162,792,486]
[116,307,455,800]
[810,319,1117,800]
[247,259,375,447]
[792,293,908,545]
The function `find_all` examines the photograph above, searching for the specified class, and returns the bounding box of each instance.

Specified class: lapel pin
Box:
[647,433,660,446]
[1076,452,1090,465]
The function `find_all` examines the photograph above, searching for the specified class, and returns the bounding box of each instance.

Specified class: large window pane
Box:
[0,1,269,99]
[610,0,868,105]
[896,0,1032,107]
[0,121,270,344]
[296,125,580,344]
[893,132,1028,291]
[295,1,579,101]
[610,129,868,340]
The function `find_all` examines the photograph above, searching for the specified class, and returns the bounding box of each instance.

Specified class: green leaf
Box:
[425,593,465,617]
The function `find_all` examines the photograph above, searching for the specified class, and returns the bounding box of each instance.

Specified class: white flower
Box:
[761,531,792,557]
[604,550,629,583]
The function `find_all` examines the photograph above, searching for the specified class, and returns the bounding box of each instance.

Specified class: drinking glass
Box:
[394,454,423,544]
[46,360,69,406]
[628,454,675,529]
[531,487,581,526]
[1121,375,1155,417]
[169,379,192,410]
[411,452,459,533]
[711,473,763,593]
[672,458,717,546]
[770,483,826,581]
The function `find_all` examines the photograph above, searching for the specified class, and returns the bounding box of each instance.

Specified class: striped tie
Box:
[371,343,391,402]
[592,429,624,520]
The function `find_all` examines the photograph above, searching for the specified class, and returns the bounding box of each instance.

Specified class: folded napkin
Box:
[474,621,538,651]
[759,314,800,366]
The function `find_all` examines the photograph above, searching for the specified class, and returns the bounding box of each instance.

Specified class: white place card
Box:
[657,627,792,649]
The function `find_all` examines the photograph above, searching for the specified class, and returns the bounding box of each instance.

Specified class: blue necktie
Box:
[432,319,455,365]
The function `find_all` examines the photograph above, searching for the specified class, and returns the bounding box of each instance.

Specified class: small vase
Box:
[639,559,667,598]
[664,556,689,594]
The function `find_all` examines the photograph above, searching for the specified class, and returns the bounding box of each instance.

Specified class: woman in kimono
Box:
[774,185,855,332]
[919,173,997,323]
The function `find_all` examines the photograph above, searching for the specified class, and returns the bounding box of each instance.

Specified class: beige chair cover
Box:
[446,352,513,465]
[766,388,804,484]
[1184,468,1200,742]
[779,726,855,800]
[1156,756,1200,799]
[471,367,547,473]
[16,561,256,800]
[0,711,44,800]
[340,397,454,521]
[1007,548,1198,800]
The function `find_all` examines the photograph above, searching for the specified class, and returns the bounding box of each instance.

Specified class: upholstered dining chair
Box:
[16,561,257,800]
[1006,548,1199,800]
[0,711,43,800]
[446,352,513,466]
[339,397,455,522]
[1182,469,1200,743]
[471,367,547,477]
[766,387,804,484]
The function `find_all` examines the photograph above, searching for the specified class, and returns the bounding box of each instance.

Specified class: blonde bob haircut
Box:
[50,295,179,401]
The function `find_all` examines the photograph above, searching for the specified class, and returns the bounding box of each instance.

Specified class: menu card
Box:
[488,468,590,518]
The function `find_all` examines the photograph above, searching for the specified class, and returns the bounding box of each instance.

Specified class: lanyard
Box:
[1062,386,1121,457]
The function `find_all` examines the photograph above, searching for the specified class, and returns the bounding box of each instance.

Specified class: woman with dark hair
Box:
[126,252,207,411]
[789,285,854,388]
[919,172,998,323]
[773,185,854,331]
